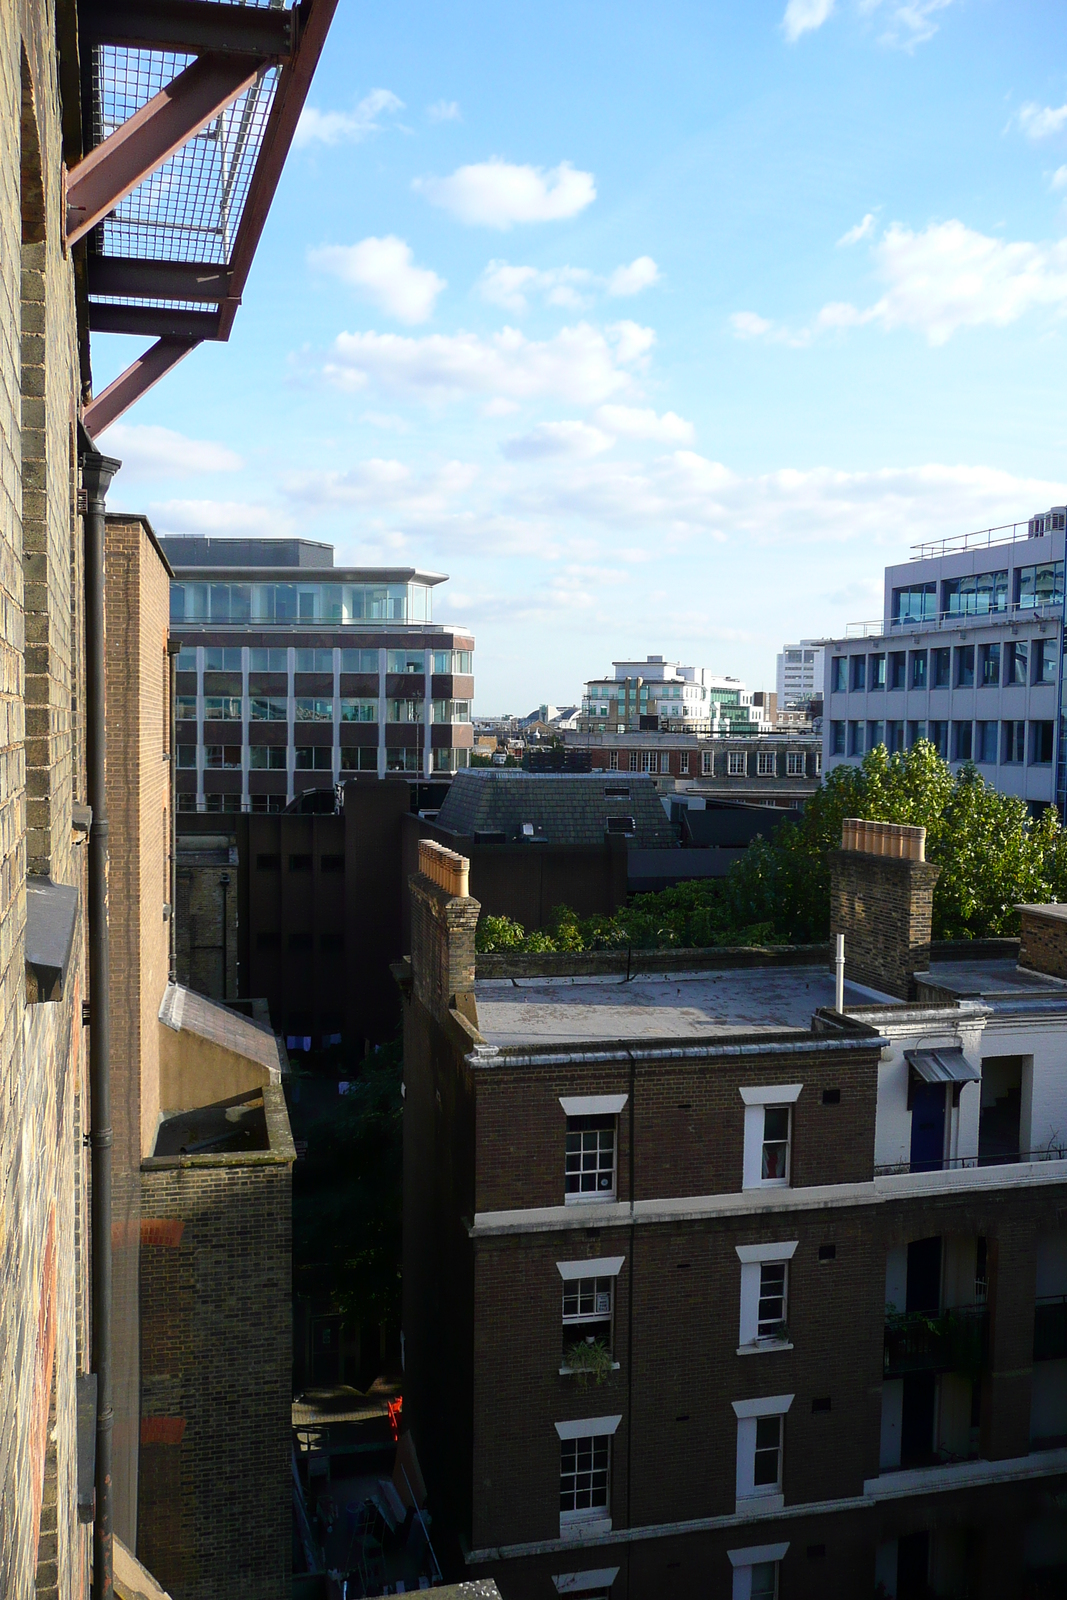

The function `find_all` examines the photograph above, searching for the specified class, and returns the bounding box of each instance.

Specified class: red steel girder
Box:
[65,53,262,247]
[82,337,200,439]
[81,0,296,60]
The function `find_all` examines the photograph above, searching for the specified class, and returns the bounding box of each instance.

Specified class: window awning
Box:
[905,1047,981,1085]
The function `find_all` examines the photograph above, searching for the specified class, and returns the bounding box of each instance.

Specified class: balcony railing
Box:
[1034,1296,1067,1362]
[884,1306,988,1379]
[874,1145,1067,1178]
[910,519,1038,560]
[842,601,1062,643]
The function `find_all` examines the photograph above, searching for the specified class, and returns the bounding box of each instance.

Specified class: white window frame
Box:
[561,1095,627,1206]
[728,1544,790,1600]
[786,751,804,776]
[702,750,713,775]
[732,1396,793,1513]
[728,751,746,776]
[757,750,775,776]
[736,1242,798,1353]
[740,1085,802,1190]
[608,751,618,771]
[556,1416,621,1536]
[553,1569,621,1595]
[558,1255,624,1374]
[680,752,689,775]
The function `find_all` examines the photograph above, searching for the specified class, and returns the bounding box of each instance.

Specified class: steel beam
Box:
[81,0,296,59]
[87,255,231,303]
[220,0,339,337]
[87,303,220,339]
[82,337,200,439]
[66,53,261,247]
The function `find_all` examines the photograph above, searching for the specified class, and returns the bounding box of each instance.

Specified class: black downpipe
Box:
[625,1047,636,1585]
[81,443,121,1600]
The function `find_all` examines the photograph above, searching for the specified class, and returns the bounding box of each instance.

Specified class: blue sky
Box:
[98,0,1067,712]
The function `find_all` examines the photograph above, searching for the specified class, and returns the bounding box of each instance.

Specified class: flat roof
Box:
[923,959,1067,999]
[474,966,891,1049]
[167,565,449,585]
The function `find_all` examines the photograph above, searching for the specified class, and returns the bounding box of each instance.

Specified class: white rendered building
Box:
[776,640,825,705]
[580,655,766,735]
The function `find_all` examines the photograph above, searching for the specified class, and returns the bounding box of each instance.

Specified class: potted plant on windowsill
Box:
[561,1338,615,1387]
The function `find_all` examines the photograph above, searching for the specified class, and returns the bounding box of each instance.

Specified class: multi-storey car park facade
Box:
[823,508,1067,814]
[402,828,1067,1600]
[162,536,475,811]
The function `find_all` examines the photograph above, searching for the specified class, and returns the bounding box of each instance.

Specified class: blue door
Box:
[910,1081,946,1172]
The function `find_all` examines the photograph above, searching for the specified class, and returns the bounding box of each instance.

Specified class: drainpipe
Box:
[168,639,180,983]
[81,442,121,1600]
[835,933,846,1013]
[219,872,230,1000]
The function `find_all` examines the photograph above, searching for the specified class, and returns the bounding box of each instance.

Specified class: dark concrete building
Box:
[400,828,1067,1599]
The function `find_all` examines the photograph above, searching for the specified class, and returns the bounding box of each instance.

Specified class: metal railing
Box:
[910,520,1042,561]
[842,602,1062,642]
[1034,1296,1067,1363]
[874,1145,1067,1178]
[884,1305,988,1378]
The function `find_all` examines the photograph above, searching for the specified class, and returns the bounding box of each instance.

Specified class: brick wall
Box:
[1018,906,1067,981]
[830,848,941,998]
[139,1140,293,1600]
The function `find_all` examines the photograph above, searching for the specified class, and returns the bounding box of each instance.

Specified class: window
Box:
[889,652,906,691]
[757,751,775,776]
[203,745,241,769]
[176,744,196,768]
[565,1117,616,1200]
[559,1434,611,1528]
[785,751,804,776]
[250,696,287,721]
[1016,561,1064,610]
[341,698,377,722]
[728,751,746,776]
[887,721,904,754]
[850,656,866,691]
[830,657,847,693]
[932,647,951,689]
[892,582,937,625]
[295,747,333,770]
[249,745,286,769]
[729,1548,788,1600]
[341,648,379,673]
[606,816,635,835]
[1002,720,1026,763]
[942,570,1008,617]
[741,1086,801,1189]
[204,646,241,671]
[867,720,885,751]
[203,695,242,721]
[952,721,973,761]
[977,721,998,764]
[249,647,287,672]
[295,697,333,722]
[955,645,974,687]
[1033,637,1057,685]
[848,721,864,757]
[387,649,424,673]
[732,1397,793,1508]
[628,751,639,772]
[176,647,197,671]
[979,642,1001,687]
[814,751,822,775]
[340,747,379,771]
[433,699,471,722]
[562,1275,615,1359]
[608,751,618,771]
[910,651,927,690]
[929,720,948,758]
[869,653,886,690]
[1031,721,1054,764]
[295,648,334,673]
[737,1243,797,1351]
[1005,640,1028,685]
[679,752,689,775]
[176,695,197,721]
[702,751,713,775]
[387,747,422,772]
[907,721,926,749]
[289,854,312,871]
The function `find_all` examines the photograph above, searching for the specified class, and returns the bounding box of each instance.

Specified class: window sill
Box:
[737,1340,793,1357]
[735,1492,784,1516]
[559,1363,621,1377]
[741,1180,790,1193]
[560,1515,611,1541]
[564,1193,617,1206]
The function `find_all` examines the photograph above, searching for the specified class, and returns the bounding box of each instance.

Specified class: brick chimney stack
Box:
[409,839,481,1025]
[830,819,940,1000]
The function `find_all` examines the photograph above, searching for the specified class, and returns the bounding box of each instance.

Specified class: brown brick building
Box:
[401,829,1067,1598]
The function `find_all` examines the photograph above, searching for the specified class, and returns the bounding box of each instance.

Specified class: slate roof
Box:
[434,770,676,848]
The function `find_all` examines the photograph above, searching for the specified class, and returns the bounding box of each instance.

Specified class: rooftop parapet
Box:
[841,818,926,862]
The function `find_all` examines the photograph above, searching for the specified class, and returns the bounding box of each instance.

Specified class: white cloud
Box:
[837,212,877,247]
[734,220,1067,347]
[478,256,659,314]
[95,423,242,476]
[147,500,278,534]
[594,405,694,443]
[308,236,445,324]
[860,0,954,50]
[501,421,613,461]
[283,459,478,519]
[782,0,835,43]
[606,256,661,296]
[1019,102,1067,141]
[414,159,596,228]
[321,320,652,405]
[1052,166,1067,192]
[294,89,403,149]
[427,99,461,123]
[359,411,409,431]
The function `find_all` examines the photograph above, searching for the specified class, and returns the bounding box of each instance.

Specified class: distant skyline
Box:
[97,1,1067,712]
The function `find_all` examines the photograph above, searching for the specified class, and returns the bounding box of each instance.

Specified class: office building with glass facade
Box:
[163,537,474,811]
[823,508,1066,813]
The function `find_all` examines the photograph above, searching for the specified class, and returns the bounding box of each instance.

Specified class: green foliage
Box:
[473,741,1067,952]
[290,1039,403,1326]
[562,1339,615,1387]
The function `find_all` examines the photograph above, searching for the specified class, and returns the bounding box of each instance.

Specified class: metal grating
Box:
[90,44,280,265]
